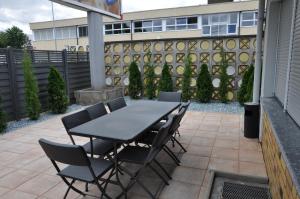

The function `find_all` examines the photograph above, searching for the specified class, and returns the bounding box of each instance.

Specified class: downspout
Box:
[253,0,265,103]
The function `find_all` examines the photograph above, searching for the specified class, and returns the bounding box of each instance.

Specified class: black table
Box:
[70,101,180,143]
[70,100,180,198]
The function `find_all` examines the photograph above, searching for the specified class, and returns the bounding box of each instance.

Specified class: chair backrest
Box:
[146,117,174,163]
[86,103,108,120]
[39,138,90,167]
[158,91,181,102]
[107,97,127,112]
[169,108,186,135]
[61,110,90,132]
[178,101,190,120]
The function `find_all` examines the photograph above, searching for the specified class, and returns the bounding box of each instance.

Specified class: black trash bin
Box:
[244,102,260,138]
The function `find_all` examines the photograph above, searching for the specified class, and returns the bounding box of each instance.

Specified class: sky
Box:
[0,0,246,36]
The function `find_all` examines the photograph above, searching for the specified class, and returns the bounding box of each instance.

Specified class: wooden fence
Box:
[0,48,91,121]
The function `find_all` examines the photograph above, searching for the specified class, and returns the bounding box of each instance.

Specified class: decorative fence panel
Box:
[104,37,256,101]
[0,48,91,121]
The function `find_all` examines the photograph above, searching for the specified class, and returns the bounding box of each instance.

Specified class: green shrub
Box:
[159,62,173,92]
[0,96,6,134]
[237,65,254,105]
[144,52,156,99]
[129,61,143,99]
[48,67,69,113]
[246,68,254,102]
[23,51,41,120]
[196,64,213,103]
[219,48,229,103]
[182,54,192,102]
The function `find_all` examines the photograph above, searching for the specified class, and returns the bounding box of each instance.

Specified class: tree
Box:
[144,52,156,99]
[219,48,229,103]
[23,51,41,120]
[48,67,69,113]
[128,61,143,99]
[0,26,29,49]
[196,64,213,103]
[237,65,254,105]
[159,62,173,92]
[0,32,8,48]
[0,96,6,134]
[182,54,193,102]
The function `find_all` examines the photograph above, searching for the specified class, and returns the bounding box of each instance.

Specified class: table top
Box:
[70,101,180,142]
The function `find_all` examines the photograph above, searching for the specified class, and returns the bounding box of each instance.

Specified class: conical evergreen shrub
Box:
[196,64,213,103]
[182,54,192,102]
[48,67,69,113]
[23,51,41,120]
[246,68,254,102]
[0,96,6,134]
[144,51,156,99]
[159,62,173,92]
[237,65,254,105]
[129,61,143,99]
[219,48,229,103]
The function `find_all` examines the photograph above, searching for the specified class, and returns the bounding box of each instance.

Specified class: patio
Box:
[0,109,266,199]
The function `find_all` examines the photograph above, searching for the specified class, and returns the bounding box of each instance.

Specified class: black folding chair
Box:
[61,110,114,157]
[158,91,182,102]
[107,97,127,112]
[39,139,115,199]
[116,117,174,199]
[86,102,108,120]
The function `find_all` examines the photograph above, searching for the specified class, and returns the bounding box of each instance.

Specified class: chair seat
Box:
[117,146,153,164]
[58,158,114,182]
[83,139,114,156]
[137,131,157,145]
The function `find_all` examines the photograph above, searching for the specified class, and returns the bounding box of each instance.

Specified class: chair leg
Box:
[148,164,169,185]
[85,182,89,192]
[173,137,187,152]
[101,167,116,199]
[95,180,112,199]
[153,159,172,180]
[61,177,86,199]
[163,147,181,165]
[117,166,155,199]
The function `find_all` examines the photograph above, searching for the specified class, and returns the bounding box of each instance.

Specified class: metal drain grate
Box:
[221,182,271,199]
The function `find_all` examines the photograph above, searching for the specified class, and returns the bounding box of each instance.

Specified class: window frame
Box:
[133,19,163,33]
[166,16,198,31]
[104,21,132,35]
[78,26,88,37]
[240,11,258,27]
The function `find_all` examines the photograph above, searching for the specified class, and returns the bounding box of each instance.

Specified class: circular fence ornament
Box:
[176,42,185,51]
[190,78,196,87]
[105,77,112,86]
[200,40,210,50]
[165,54,174,63]
[113,44,122,53]
[213,53,222,63]
[189,53,197,63]
[176,65,185,75]
[105,56,112,64]
[227,91,234,101]
[123,77,129,86]
[123,55,131,64]
[154,42,162,51]
[226,66,236,76]
[133,43,142,52]
[212,78,220,88]
[239,52,250,63]
[154,66,162,75]
[113,66,122,75]
[226,39,236,50]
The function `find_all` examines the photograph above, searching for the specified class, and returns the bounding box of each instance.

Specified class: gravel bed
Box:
[2,98,243,134]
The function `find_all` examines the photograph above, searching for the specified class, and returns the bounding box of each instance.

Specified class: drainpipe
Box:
[253,0,265,103]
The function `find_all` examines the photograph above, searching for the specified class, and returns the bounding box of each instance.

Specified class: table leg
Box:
[113,143,127,199]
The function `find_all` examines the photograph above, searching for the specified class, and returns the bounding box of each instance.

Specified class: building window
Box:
[166,17,198,31]
[134,20,162,33]
[241,11,258,27]
[33,29,53,41]
[78,26,88,37]
[56,27,77,39]
[105,22,131,35]
[202,13,238,36]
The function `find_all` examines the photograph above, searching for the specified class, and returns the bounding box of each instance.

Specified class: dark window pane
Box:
[176,18,186,25]
[134,21,142,28]
[228,24,236,33]
[166,18,175,25]
[188,24,198,29]
[122,22,131,29]
[105,24,112,30]
[79,26,88,37]
[113,29,122,34]
[202,26,210,34]
[135,28,142,33]
[105,30,113,35]
[202,16,209,25]
[122,29,131,33]
[153,20,162,26]
[113,23,121,29]
[242,21,253,26]
[188,17,198,24]
[176,25,186,30]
